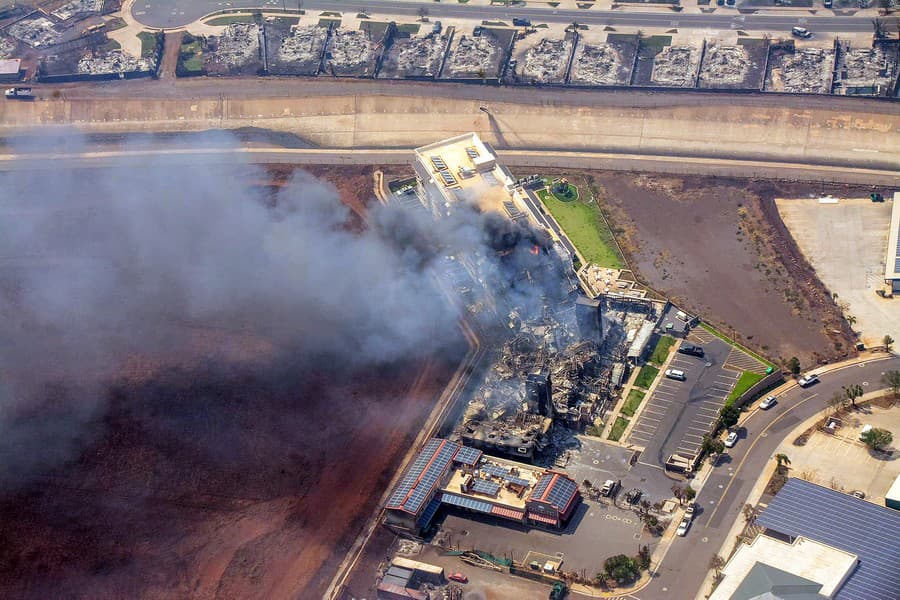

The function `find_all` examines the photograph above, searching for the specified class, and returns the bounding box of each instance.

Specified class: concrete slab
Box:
[776,197,899,348]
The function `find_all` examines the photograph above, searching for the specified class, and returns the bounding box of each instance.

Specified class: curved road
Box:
[642,355,900,600]
[133,0,898,32]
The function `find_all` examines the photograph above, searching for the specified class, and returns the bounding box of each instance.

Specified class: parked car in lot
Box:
[685,503,695,517]
[798,373,820,387]
[678,343,705,358]
[725,432,739,448]
[759,395,777,410]
[665,368,687,381]
[676,516,692,536]
[600,479,620,497]
[448,572,468,583]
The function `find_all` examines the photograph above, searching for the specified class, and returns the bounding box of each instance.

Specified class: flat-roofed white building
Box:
[885,192,900,294]
[711,535,858,600]
[413,133,534,226]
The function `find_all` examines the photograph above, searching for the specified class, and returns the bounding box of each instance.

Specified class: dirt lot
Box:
[0,165,463,600]
[583,173,859,367]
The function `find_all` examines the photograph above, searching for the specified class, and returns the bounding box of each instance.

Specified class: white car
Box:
[665,368,686,381]
[676,516,691,536]
[798,373,819,387]
[725,432,739,448]
[759,395,777,410]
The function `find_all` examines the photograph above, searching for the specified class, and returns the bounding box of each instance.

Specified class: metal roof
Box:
[756,478,900,600]
[452,445,482,466]
[441,492,493,514]
[886,192,900,280]
[385,438,459,515]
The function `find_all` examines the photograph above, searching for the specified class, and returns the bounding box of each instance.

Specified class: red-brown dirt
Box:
[0,165,464,600]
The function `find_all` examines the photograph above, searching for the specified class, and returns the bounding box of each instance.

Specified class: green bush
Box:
[649,335,676,365]
[607,417,629,442]
[620,390,645,417]
[634,365,660,389]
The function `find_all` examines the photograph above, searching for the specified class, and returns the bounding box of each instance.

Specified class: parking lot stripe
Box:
[684,434,705,441]
[643,409,667,418]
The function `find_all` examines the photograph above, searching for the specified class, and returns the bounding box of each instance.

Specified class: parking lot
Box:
[628,336,739,467]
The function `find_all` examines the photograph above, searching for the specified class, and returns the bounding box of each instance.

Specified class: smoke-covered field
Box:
[0,133,568,598]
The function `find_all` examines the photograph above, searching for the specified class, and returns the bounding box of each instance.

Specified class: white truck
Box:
[5,87,33,99]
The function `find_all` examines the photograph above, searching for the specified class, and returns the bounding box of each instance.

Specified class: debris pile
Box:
[650,45,699,87]
[326,29,375,74]
[521,38,571,83]
[699,44,751,86]
[7,16,60,48]
[77,49,154,74]
[769,47,834,93]
[51,0,103,21]
[833,43,897,93]
[570,43,623,85]
[277,24,327,64]
[0,37,15,59]
[444,34,500,78]
[205,23,262,74]
[390,34,447,77]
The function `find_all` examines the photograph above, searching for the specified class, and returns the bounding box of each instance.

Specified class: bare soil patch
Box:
[584,173,859,366]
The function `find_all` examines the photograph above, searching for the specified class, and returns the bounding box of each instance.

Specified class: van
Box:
[665,368,686,381]
[859,424,873,441]
[792,27,813,38]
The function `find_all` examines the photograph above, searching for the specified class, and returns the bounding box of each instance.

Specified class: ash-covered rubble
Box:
[569,43,624,85]
[650,45,700,87]
[325,29,377,76]
[442,33,502,79]
[52,0,103,21]
[832,42,898,94]
[698,44,751,86]
[268,23,327,75]
[78,49,154,74]
[7,16,60,48]
[518,38,572,84]
[0,37,15,59]
[382,32,448,78]
[767,46,834,93]
[204,23,263,76]
[452,294,637,462]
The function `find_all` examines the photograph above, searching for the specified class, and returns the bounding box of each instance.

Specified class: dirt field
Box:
[584,173,859,366]
[0,165,464,600]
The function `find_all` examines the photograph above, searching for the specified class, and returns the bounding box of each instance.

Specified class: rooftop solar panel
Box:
[756,478,900,600]
[430,156,446,170]
[387,438,460,514]
[453,445,482,466]
[470,479,501,497]
[506,476,531,487]
[417,497,442,528]
[480,464,510,479]
[441,493,493,514]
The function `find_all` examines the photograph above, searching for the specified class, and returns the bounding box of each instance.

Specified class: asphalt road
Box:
[638,354,900,600]
[132,0,898,32]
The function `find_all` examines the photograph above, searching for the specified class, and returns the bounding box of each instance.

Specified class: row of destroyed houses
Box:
[1,8,898,96]
[181,20,900,97]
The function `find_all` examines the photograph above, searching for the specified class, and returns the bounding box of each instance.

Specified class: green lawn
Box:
[725,371,765,407]
[396,23,421,34]
[634,365,660,390]
[105,16,127,31]
[607,416,629,442]
[620,389,646,418]
[649,335,676,366]
[178,38,204,73]
[536,189,624,269]
[137,31,158,59]
[205,15,254,26]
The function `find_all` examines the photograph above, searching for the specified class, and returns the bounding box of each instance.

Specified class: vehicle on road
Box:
[798,373,819,387]
[725,432,739,448]
[549,581,567,600]
[665,368,687,381]
[448,572,468,584]
[676,516,692,536]
[678,343,705,358]
[600,479,620,497]
[760,395,777,410]
[685,503,695,517]
[792,27,813,38]
[512,17,531,27]
[4,87,32,100]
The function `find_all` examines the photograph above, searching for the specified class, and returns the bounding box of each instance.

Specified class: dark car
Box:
[678,343,705,358]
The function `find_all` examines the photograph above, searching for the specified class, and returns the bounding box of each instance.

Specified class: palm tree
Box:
[884,334,894,352]
[774,453,791,473]
[847,315,857,328]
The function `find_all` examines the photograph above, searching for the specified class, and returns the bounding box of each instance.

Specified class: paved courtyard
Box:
[776,197,898,348]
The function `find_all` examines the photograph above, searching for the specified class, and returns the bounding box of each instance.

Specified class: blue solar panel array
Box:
[386,438,458,515]
[544,477,578,511]
[506,476,531,487]
[453,445,482,466]
[480,464,510,479]
[441,493,493,514]
[471,479,501,497]
[417,497,442,529]
[756,478,900,600]
[530,474,553,499]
